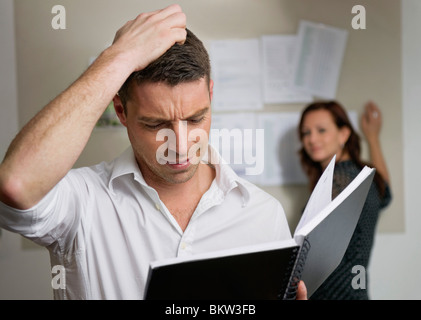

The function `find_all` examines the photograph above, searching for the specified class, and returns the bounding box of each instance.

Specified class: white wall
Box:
[369,0,421,300]
[0,0,52,299]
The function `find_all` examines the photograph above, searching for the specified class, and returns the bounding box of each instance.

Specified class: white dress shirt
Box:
[0,147,291,299]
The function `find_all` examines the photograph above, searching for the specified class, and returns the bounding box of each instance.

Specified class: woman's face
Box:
[301,109,350,168]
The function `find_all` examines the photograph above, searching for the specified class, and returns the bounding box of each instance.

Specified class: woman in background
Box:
[298,100,392,300]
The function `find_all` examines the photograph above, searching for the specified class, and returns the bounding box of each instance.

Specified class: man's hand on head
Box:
[111,4,187,73]
[0,5,186,211]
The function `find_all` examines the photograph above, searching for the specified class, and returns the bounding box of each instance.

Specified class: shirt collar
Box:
[203,144,251,206]
[108,145,251,206]
[108,147,147,193]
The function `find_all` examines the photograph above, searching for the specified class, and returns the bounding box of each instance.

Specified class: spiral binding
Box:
[277,246,299,300]
[282,238,311,300]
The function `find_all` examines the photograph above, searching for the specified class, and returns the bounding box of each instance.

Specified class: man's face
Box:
[114,78,213,186]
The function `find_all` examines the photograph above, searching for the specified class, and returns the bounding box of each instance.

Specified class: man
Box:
[0,5,306,299]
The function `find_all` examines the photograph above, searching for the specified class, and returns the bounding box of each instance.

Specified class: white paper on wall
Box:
[292,20,348,100]
[210,39,263,111]
[261,35,313,104]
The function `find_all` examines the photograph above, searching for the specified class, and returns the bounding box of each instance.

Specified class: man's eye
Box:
[189,117,205,124]
[144,123,165,130]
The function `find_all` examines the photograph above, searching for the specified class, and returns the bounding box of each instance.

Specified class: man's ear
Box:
[209,79,214,102]
[113,94,128,127]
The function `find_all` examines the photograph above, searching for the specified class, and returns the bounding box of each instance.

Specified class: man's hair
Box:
[118,28,211,113]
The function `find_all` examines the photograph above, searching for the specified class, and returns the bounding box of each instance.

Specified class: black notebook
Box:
[144,157,375,300]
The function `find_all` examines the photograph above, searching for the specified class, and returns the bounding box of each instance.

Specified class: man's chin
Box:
[158,162,199,184]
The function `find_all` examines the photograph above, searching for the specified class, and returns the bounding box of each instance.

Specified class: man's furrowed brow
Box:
[184,107,209,120]
[137,115,169,124]
[137,107,209,123]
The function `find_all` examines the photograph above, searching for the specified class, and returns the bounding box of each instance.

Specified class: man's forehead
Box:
[131,78,209,99]
[127,79,211,115]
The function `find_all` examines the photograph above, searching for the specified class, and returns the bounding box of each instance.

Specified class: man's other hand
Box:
[296,281,308,300]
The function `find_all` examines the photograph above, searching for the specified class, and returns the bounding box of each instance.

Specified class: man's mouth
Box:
[166,158,190,170]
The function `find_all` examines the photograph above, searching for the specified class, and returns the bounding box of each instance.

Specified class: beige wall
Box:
[1,0,415,299]
[0,0,52,299]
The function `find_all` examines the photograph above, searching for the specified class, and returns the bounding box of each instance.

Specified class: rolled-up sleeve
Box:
[0,171,85,248]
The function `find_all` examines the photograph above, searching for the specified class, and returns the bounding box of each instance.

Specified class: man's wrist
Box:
[97,45,136,80]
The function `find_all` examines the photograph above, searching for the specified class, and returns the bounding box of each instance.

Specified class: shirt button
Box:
[181,242,187,250]
[155,203,160,211]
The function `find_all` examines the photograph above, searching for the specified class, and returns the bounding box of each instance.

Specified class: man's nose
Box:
[168,121,189,156]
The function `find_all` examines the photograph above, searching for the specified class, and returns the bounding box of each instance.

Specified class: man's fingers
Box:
[163,12,187,44]
[296,281,308,300]
[129,7,186,41]
[135,4,182,23]
[165,11,187,29]
[172,28,187,45]
[111,5,187,72]
[157,4,183,19]
[128,5,184,32]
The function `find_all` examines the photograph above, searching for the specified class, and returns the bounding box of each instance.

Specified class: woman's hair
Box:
[298,100,386,196]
